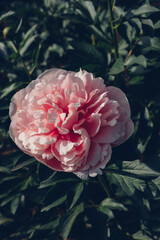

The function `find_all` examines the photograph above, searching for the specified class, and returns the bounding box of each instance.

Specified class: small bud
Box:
[3,27,14,39]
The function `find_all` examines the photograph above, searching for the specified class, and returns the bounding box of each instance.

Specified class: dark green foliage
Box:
[0,0,160,239]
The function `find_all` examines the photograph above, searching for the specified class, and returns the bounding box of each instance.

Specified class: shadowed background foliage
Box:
[0,0,160,239]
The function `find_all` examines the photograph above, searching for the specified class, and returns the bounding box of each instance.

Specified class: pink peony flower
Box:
[9,69,134,179]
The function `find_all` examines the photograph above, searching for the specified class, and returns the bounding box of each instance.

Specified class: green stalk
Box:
[107,0,119,59]
[11,40,32,81]
[98,175,110,198]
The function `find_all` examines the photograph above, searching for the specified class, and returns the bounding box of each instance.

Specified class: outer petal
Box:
[106,86,131,116]
[112,119,134,146]
[92,122,125,144]
[37,68,67,84]
[9,89,26,118]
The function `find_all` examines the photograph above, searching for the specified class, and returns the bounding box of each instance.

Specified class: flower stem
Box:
[98,175,110,198]
[11,40,32,81]
[107,0,119,59]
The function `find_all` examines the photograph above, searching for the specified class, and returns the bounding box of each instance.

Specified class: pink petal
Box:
[37,68,66,84]
[9,89,26,117]
[62,109,78,130]
[93,122,125,144]
[112,119,134,146]
[106,86,131,116]
[55,140,74,155]
[80,142,101,170]
[83,113,101,137]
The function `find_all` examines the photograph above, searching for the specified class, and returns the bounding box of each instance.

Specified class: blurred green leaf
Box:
[0,43,9,62]
[0,215,13,225]
[81,1,97,21]
[133,230,153,240]
[15,18,23,34]
[41,195,67,212]
[129,76,144,85]
[131,4,159,16]
[39,178,78,189]
[30,44,41,74]
[60,202,84,240]
[10,195,20,215]
[129,18,142,32]
[106,171,146,196]
[34,218,60,230]
[100,198,127,211]
[99,207,114,220]
[154,20,160,29]
[126,4,159,19]
[0,10,15,23]
[73,0,96,23]
[0,82,25,100]
[125,55,147,68]
[11,158,36,171]
[71,41,105,64]
[69,182,84,209]
[1,195,15,207]
[20,34,38,56]
[109,57,124,75]
[0,167,10,174]
[106,160,160,177]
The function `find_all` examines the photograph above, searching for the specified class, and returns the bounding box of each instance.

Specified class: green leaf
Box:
[73,0,95,23]
[129,18,142,32]
[154,20,160,29]
[118,39,128,55]
[106,172,146,196]
[0,43,9,62]
[142,37,160,53]
[10,195,20,215]
[71,41,104,64]
[20,35,38,56]
[105,159,160,197]
[41,195,67,212]
[11,158,36,171]
[69,182,84,209]
[21,24,37,43]
[1,195,15,207]
[99,207,114,220]
[142,19,154,30]
[30,44,42,74]
[89,25,111,43]
[149,37,160,51]
[152,176,160,192]
[125,55,147,68]
[100,198,127,211]
[15,18,23,34]
[60,13,91,25]
[0,11,15,23]
[0,167,10,174]
[131,4,159,16]
[106,160,160,177]
[126,4,159,19]
[35,218,60,230]
[0,215,13,225]
[39,178,78,189]
[109,57,124,75]
[133,230,153,240]
[0,82,25,100]
[60,202,84,240]
[0,176,21,185]
[82,1,97,21]
[44,43,64,60]
[129,76,144,85]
